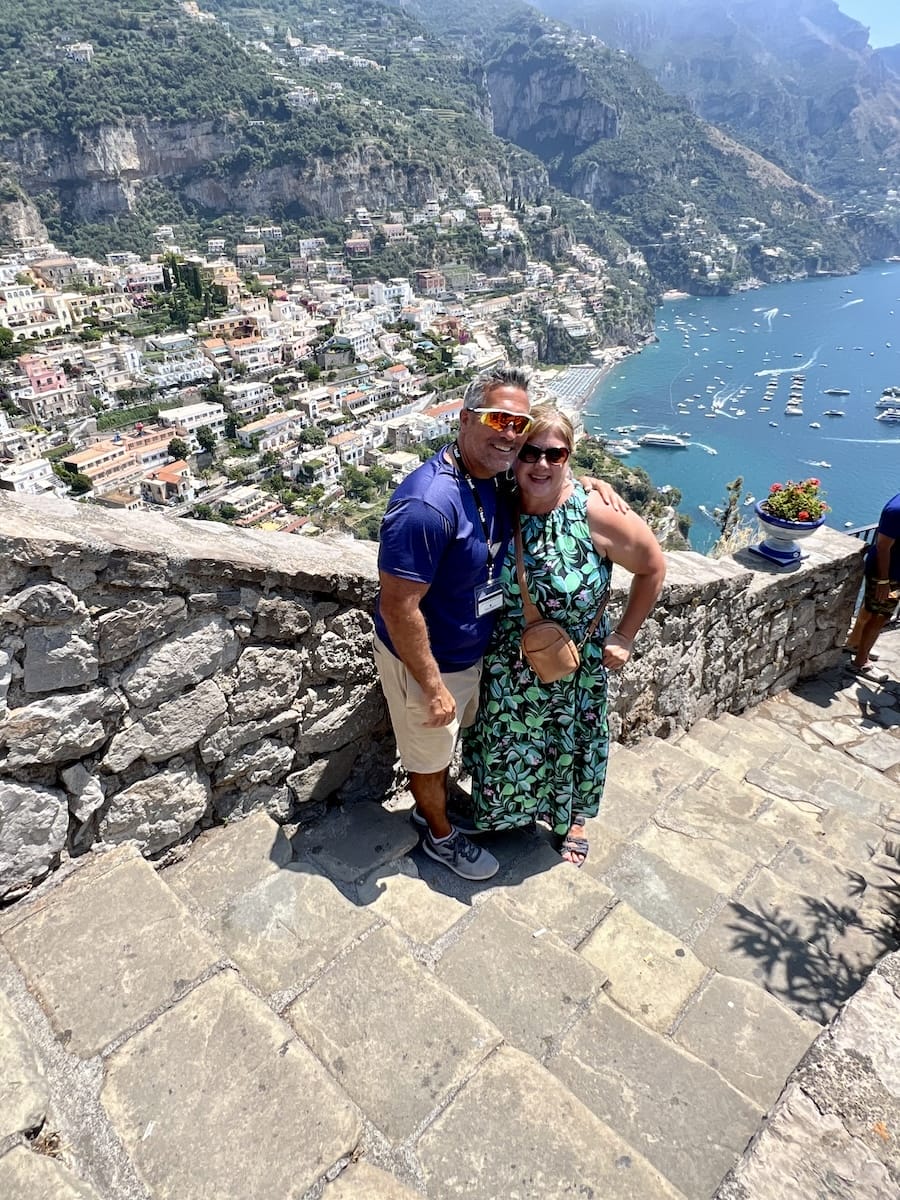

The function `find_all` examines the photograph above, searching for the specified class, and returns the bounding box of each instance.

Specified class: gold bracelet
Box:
[874,578,891,585]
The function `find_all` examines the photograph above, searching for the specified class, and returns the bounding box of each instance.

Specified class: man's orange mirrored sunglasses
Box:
[472,408,533,436]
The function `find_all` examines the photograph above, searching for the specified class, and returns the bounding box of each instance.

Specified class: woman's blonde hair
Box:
[526,404,575,452]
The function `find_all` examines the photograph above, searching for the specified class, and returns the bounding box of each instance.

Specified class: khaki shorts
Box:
[373,634,481,774]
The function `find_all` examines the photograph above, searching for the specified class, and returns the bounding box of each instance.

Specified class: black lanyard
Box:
[449,442,501,582]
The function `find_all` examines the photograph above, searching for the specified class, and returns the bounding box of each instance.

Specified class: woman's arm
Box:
[585,493,667,670]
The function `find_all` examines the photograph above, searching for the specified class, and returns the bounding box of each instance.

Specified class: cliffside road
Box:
[1,633,899,1199]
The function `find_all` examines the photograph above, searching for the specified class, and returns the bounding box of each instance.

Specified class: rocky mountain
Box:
[0,0,895,292]
[532,0,900,202]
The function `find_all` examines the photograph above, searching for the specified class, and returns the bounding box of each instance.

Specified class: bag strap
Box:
[514,515,611,643]
[513,518,544,627]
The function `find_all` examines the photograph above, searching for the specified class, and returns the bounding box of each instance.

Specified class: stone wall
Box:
[0,493,865,899]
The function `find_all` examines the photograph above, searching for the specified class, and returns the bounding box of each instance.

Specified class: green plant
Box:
[760,478,828,522]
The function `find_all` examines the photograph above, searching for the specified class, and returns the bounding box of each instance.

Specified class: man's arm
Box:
[378,571,456,727]
[872,531,897,603]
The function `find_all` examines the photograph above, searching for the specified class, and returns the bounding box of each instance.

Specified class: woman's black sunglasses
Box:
[518,444,571,465]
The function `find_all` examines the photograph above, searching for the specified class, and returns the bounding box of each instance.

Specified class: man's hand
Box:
[579,475,630,513]
[423,683,457,727]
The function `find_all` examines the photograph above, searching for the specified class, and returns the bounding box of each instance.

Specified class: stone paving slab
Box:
[579,902,707,1033]
[550,997,761,1199]
[755,797,886,868]
[762,737,898,813]
[634,821,757,896]
[714,1083,898,1200]
[208,861,377,994]
[844,728,900,773]
[677,719,779,780]
[0,846,219,1057]
[163,809,291,913]
[674,973,818,1109]
[662,784,787,866]
[102,971,361,1199]
[293,802,419,883]
[500,837,615,944]
[417,1044,686,1200]
[0,987,48,1138]
[592,756,671,839]
[356,859,468,944]
[434,897,601,1058]
[287,925,501,1143]
[692,896,853,1026]
[746,760,889,826]
[0,1145,102,1200]
[744,867,894,978]
[323,1162,419,1199]
[597,841,720,940]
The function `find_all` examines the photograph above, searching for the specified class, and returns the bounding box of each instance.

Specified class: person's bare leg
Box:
[853,612,889,669]
[844,607,870,652]
[409,769,451,838]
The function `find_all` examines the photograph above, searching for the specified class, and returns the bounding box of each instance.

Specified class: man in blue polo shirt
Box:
[374,365,532,879]
[846,491,900,682]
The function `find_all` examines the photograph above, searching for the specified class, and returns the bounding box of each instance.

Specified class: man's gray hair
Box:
[462,364,532,411]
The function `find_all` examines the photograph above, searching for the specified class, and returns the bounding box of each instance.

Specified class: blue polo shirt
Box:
[375,449,513,672]
[865,491,900,579]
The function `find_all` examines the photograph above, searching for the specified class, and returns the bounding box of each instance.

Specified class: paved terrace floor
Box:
[1,630,899,1199]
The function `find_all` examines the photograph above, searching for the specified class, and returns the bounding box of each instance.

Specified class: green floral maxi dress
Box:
[462,486,613,836]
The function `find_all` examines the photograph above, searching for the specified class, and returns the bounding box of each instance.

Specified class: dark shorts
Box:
[863,574,900,617]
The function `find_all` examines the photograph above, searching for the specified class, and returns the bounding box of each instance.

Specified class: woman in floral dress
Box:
[462,405,666,865]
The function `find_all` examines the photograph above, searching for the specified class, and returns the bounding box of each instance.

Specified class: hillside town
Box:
[0,186,645,537]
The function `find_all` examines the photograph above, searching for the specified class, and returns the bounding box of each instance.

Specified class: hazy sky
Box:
[838,1,900,47]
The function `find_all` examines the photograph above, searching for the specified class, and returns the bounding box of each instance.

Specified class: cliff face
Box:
[486,60,618,158]
[0,119,549,224]
[0,196,49,244]
[536,0,900,194]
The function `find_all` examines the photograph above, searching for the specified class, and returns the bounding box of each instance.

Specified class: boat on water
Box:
[823,409,845,417]
[876,408,900,422]
[743,495,756,506]
[769,421,779,427]
[637,433,689,448]
[784,405,804,415]
[824,388,851,396]
[809,421,821,429]
[876,394,900,408]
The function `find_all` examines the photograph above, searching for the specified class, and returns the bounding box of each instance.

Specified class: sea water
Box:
[584,264,900,550]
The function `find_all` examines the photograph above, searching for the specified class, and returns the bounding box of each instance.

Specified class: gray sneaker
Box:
[411,807,484,837]
[422,829,499,881]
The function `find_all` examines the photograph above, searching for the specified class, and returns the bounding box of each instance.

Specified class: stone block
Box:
[120,615,238,709]
[716,1083,897,1200]
[357,859,468,943]
[663,783,787,866]
[163,809,292,913]
[213,736,294,789]
[675,973,818,1108]
[551,998,761,1198]
[102,679,228,773]
[0,989,48,1138]
[2,689,115,766]
[296,682,385,753]
[225,646,304,722]
[6,582,85,624]
[634,821,757,896]
[435,898,601,1057]
[598,842,720,939]
[418,1044,684,1199]
[579,902,707,1033]
[60,763,105,823]
[0,1146,101,1200]
[23,621,98,692]
[1,845,219,1057]
[0,780,68,897]
[295,801,418,884]
[99,761,210,854]
[501,837,615,944]
[210,861,376,994]
[288,926,501,1142]
[102,973,360,1198]
[692,895,852,1026]
[324,1163,419,1200]
[845,731,900,772]
[96,595,186,664]
[286,743,358,805]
